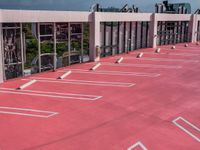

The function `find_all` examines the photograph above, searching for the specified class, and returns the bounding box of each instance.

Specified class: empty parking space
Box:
[0,106,58,118]
[0,87,102,101]
[0,44,200,150]
[24,78,135,88]
[173,117,200,142]
[127,141,148,150]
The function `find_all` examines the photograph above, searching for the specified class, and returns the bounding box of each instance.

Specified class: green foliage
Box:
[23,23,90,69]
[25,38,38,69]
[41,42,53,53]
[56,42,68,56]
[83,23,89,55]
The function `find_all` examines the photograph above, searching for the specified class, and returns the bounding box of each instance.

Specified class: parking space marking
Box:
[127,141,148,150]
[114,57,199,62]
[25,78,136,88]
[102,62,182,69]
[160,48,200,52]
[59,69,160,78]
[142,52,200,56]
[173,116,200,142]
[0,88,102,101]
[0,106,58,118]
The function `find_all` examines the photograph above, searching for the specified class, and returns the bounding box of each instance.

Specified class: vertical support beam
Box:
[180,21,183,43]
[81,23,84,63]
[172,22,176,45]
[23,32,26,63]
[123,22,126,53]
[37,23,41,73]
[158,21,162,46]
[129,22,132,51]
[117,22,120,54]
[198,21,200,41]
[135,22,138,50]
[189,14,198,43]
[20,23,24,76]
[164,22,167,45]
[149,13,157,48]
[0,23,3,83]
[110,22,114,55]
[145,22,149,48]
[140,22,144,48]
[68,22,71,65]
[89,12,101,61]
[53,22,57,71]
[103,22,106,56]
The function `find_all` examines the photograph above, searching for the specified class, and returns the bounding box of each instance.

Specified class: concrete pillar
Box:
[0,23,3,83]
[89,12,101,61]
[149,13,158,48]
[189,14,198,43]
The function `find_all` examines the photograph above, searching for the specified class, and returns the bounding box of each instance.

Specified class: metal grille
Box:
[157,21,189,45]
[2,23,24,80]
[100,21,150,57]
[197,21,200,41]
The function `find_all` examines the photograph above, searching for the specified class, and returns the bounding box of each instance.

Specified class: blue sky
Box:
[0,0,199,12]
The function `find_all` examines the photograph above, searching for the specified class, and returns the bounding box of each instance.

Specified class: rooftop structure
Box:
[0,8,199,82]
[0,2,200,150]
[155,0,191,14]
[90,4,139,13]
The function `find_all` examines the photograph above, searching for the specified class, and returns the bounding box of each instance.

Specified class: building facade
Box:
[0,9,200,83]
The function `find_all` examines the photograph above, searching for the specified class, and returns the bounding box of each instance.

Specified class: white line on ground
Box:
[115,57,199,62]
[142,52,200,56]
[127,141,148,150]
[160,48,200,52]
[59,69,160,77]
[172,116,200,142]
[101,62,182,69]
[0,106,58,118]
[24,78,135,88]
[0,88,102,101]
[17,80,37,90]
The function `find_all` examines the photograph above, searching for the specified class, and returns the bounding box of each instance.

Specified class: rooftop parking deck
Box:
[0,43,200,150]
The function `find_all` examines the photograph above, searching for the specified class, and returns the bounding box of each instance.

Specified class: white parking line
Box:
[143,52,200,56]
[161,48,200,52]
[0,106,58,118]
[59,69,160,78]
[101,62,182,69]
[115,57,199,62]
[127,141,148,150]
[0,88,102,101]
[24,78,135,88]
[172,116,200,142]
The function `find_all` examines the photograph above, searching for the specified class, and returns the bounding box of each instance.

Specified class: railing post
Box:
[189,14,198,43]
[0,23,3,83]
[89,12,101,62]
[149,13,158,48]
